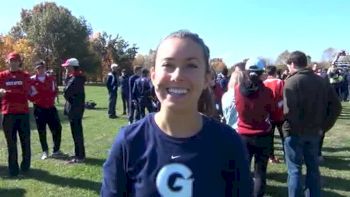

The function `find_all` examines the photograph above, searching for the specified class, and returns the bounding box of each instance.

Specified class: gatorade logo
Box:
[156,163,194,197]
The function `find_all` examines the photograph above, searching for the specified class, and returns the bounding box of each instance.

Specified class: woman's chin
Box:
[161,101,190,112]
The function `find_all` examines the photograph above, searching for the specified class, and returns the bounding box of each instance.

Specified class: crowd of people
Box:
[0,29,345,197]
[0,54,87,177]
[101,30,342,197]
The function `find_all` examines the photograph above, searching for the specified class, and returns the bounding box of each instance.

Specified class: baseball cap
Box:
[62,58,79,67]
[34,60,45,68]
[7,52,21,61]
[245,57,266,71]
[110,63,118,69]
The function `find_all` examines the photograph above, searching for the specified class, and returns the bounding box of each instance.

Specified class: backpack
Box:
[85,100,97,109]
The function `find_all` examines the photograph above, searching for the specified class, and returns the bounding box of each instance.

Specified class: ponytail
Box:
[248,71,263,85]
[198,88,218,119]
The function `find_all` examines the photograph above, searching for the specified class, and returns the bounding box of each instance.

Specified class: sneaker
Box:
[66,157,85,164]
[41,151,48,160]
[51,150,67,158]
[269,156,281,164]
[109,115,118,119]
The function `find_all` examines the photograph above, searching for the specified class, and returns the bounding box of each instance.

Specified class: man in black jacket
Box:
[283,51,341,197]
[106,63,119,118]
[62,58,86,164]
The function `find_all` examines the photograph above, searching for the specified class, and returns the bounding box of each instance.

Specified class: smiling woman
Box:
[101,30,253,197]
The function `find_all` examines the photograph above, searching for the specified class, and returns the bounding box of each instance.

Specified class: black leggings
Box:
[2,114,31,176]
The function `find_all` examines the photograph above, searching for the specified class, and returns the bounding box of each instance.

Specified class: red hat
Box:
[7,52,21,61]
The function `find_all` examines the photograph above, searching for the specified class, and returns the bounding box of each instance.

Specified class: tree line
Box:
[0,2,137,84]
[0,2,347,83]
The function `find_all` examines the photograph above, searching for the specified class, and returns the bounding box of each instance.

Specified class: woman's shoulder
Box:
[221,90,234,104]
[118,114,155,143]
[203,116,240,141]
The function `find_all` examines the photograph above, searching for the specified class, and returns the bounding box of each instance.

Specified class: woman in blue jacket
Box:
[101,30,252,197]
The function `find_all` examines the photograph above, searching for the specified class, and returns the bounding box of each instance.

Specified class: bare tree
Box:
[275,50,290,66]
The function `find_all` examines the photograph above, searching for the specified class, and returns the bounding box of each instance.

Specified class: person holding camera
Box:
[62,58,86,164]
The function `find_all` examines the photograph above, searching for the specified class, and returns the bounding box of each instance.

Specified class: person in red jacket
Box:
[234,57,276,197]
[263,65,285,164]
[0,52,31,176]
[30,60,65,160]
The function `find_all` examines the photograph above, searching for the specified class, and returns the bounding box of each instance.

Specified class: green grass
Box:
[0,85,350,197]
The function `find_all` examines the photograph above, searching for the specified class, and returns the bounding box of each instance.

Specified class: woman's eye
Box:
[187,63,198,68]
[163,63,174,68]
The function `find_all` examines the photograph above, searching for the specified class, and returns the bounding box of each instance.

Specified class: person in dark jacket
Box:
[119,69,129,115]
[132,68,154,119]
[106,63,119,119]
[128,66,142,124]
[62,58,86,164]
[283,51,342,197]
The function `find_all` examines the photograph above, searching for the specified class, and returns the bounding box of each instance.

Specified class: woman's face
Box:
[151,37,210,112]
[65,66,74,74]
[36,65,46,75]
[7,59,21,70]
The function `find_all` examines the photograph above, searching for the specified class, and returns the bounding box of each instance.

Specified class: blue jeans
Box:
[284,135,321,197]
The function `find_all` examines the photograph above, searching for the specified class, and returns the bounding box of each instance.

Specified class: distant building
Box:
[334,54,350,68]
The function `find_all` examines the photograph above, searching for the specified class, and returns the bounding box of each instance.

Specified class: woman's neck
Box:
[154,109,202,138]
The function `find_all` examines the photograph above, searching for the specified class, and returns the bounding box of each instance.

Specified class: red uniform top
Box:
[263,77,284,122]
[0,70,31,114]
[234,83,276,135]
[30,74,58,108]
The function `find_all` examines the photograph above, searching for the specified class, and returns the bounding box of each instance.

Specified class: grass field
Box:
[0,85,349,197]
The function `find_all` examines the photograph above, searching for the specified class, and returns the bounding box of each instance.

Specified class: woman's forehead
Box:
[157,38,204,60]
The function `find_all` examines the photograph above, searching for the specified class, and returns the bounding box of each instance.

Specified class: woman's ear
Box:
[150,67,156,85]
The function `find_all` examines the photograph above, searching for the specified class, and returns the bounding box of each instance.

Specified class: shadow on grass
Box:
[338,113,350,120]
[266,184,287,196]
[322,146,350,153]
[268,172,350,194]
[338,104,350,119]
[321,155,350,171]
[85,158,105,166]
[87,107,108,111]
[0,165,101,194]
[45,155,105,167]
[0,188,26,197]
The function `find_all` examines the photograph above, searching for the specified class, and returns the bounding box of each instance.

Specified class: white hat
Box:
[111,63,118,69]
[62,58,79,67]
[245,57,266,71]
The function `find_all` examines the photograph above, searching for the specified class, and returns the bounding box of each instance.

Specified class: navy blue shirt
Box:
[101,113,252,197]
[119,75,130,95]
[106,72,119,93]
[128,75,140,100]
[132,77,153,100]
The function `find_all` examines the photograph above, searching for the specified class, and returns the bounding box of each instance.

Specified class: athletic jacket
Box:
[263,77,284,122]
[0,70,31,114]
[30,74,58,108]
[234,81,276,135]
